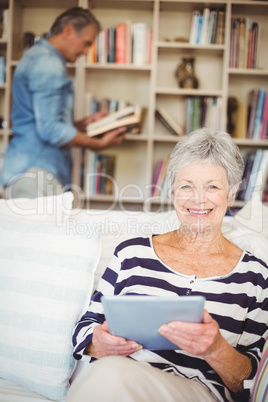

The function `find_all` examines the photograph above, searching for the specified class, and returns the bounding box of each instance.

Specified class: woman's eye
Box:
[208,185,217,189]
[181,185,191,190]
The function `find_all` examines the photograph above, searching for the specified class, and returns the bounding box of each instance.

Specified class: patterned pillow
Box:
[0,214,100,401]
[251,339,268,402]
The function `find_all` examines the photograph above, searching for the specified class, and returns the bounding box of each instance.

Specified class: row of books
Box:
[230,18,260,69]
[0,9,8,40]
[82,152,116,197]
[0,57,5,84]
[234,89,268,140]
[247,89,268,140]
[87,22,153,66]
[237,149,268,202]
[151,156,169,198]
[84,93,134,116]
[189,8,225,45]
[186,96,223,134]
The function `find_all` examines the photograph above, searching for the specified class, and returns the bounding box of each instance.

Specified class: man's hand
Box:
[67,126,126,150]
[74,112,108,132]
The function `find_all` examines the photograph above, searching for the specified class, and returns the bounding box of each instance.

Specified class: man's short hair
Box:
[50,7,101,35]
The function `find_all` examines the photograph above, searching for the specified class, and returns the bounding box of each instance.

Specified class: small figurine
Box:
[175,57,199,89]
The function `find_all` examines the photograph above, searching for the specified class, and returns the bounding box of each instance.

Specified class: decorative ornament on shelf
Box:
[175,57,199,89]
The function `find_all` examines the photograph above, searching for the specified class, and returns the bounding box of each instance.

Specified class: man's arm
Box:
[67,127,126,151]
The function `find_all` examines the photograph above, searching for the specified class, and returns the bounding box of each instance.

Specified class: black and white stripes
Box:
[73,236,268,402]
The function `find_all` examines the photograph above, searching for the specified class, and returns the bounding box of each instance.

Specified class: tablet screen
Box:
[102,295,205,350]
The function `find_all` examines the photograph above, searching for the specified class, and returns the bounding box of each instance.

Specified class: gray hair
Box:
[50,7,101,36]
[167,128,244,201]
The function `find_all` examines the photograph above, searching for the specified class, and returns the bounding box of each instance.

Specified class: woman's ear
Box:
[228,183,240,207]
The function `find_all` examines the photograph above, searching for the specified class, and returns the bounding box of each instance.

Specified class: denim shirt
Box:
[0,39,77,187]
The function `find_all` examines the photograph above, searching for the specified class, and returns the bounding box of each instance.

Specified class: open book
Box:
[86,105,146,137]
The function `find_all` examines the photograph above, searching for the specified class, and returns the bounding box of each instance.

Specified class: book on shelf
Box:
[233,103,248,139]
[253,89,266,140]
[200,8,210,45]
[229,17,260,69]
[151,155,169,197]
[247,89,268,140]
[185,96,222,134]
[155,108,184,137]
[236,152,255,201]
[244,149,263,202]
[132,22,148,66]
[260,94,268,140]
[0,57,5,84]
[88,21,152,66]
[189,10,200,44]
[1,9,8,40]
[84,93,136,117]
[189,8,225,45]
[237,150,268,202]
[86,105,146,137]
[84,152,116,197]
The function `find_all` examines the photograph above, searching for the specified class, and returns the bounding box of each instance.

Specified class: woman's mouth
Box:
[187,209,212,216]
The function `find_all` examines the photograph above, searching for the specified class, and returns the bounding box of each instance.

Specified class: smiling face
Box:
[173,162,236,236]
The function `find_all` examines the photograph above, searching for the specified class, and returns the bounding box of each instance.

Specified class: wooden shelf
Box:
[155,88,223,96]
[85,63,152,71]
[1,0,267,212]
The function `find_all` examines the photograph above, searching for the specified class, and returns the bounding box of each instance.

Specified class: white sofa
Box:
[0,193,268,402]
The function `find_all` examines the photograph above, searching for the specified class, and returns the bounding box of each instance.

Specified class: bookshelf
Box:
[1,0,268,211]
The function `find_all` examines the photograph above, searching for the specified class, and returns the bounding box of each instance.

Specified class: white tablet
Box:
[101,295,205,350]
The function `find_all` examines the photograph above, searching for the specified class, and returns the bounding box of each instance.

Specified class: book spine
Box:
[2,9,8,40]
[189,11,200,44]
[216,10,225,45]
[132,23,147,65]
[207,10,217,44]
[253,89,265,140]
[192,97,201,130]
[260,93,268,140]
[200,8,210,45]
[252,22,259,69]
[152,160,163,196]
[147,30,153,65]
[247,90,259,139]
[108,26,115,63]
[186,97,193,134]
[125,20,132,64]
[115,24,127,63]
[195,15,203,45]
[238,18,245,69]
[244,149,263,201]
[243,18,250,69]
[155,111,179,136]
[0,57,5,84]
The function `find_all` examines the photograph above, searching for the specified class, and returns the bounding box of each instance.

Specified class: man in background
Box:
[0,7,125,198]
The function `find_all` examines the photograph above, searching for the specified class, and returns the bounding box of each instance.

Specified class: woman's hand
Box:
[85,321,142,359]
[158,310,222,357]
[159,310,252,393]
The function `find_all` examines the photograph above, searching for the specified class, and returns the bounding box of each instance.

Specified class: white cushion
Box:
[0,192,74,225]
[0,213,100,401]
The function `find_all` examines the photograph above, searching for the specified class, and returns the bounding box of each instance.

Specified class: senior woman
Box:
[68,129,268,402]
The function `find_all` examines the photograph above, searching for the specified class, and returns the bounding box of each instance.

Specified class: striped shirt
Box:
[73,236,268,402]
